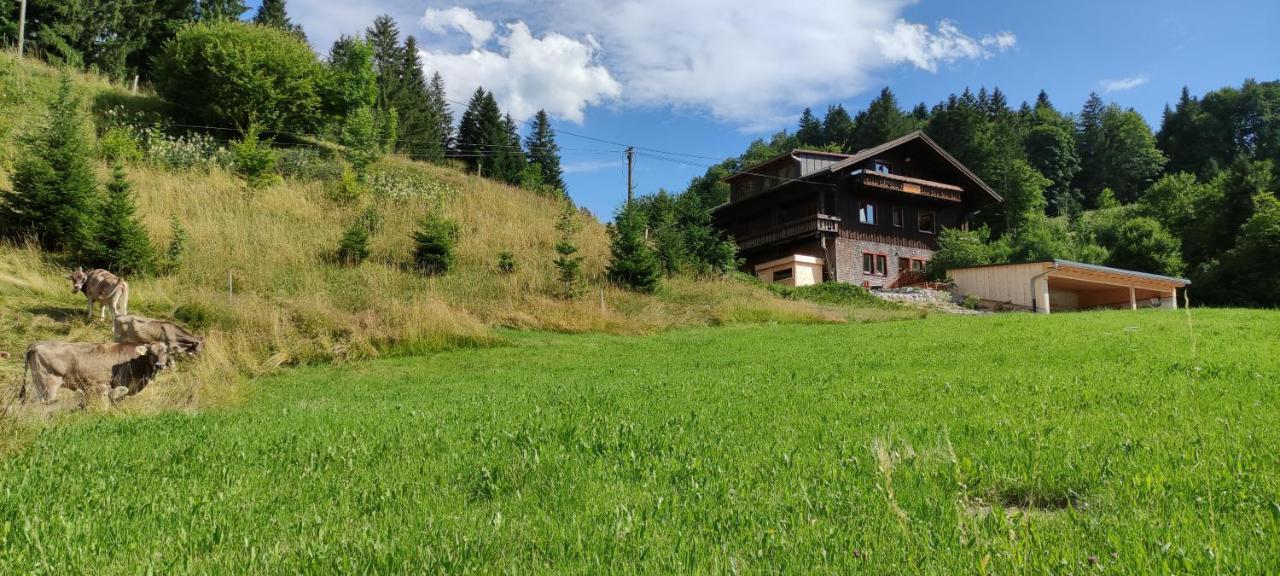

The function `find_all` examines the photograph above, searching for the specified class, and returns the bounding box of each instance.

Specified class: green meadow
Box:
[2,309,1278,574]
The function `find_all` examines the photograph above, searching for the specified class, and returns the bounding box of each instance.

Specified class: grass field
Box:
[2,309,1276,573]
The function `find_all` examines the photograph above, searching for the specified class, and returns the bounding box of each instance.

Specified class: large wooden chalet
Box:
[713,131,1003,289]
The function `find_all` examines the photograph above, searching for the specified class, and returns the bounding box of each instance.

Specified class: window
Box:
[772,268,793,282]
[862,253,887,276]
[918,210,936,233]
[891,207,904,227]
[873,160,892,174]
[910,259,927,272]
[858,201,878,225]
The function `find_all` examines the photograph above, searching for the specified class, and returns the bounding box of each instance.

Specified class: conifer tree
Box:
[198,0,248,21]
[851,87,913,151]
[524,110,566,193]
[427,72,454,153]
[496,113,526,185]
[366,15,404,127]
[396,36,441,160]
[553,198,583,298]
[456,88,489,173]
[253,0,306,41]
[0,75,99,256]
[795,108,824,147]
[1074,92,1108,205]
[607,204,661,293]
[88,165,156,276]
[822,105,856,151]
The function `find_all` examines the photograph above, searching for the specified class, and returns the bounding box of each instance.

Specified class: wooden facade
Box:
[949,260,1190,313]
[713,132,1001,288]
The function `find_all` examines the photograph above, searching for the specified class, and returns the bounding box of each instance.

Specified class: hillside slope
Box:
[0,52,912,409]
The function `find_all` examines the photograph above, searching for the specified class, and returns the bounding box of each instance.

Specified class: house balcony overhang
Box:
[735,214,841,252]
[850,170,964,203]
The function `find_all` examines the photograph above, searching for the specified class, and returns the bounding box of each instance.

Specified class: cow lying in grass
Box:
[113,315,204,365]
[69,267,129,321]
[21,341,169,403]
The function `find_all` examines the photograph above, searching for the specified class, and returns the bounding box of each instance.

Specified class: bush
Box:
[144,127,226,172]
[925,226,1009,280]
[412,212,459,275]
[497,250,517,274]
[98,125,144,163]
[154,21,325,133]
[340,107,381,179]
[606,204,661,293]
[327,164,365,204]
[767,282,890,308]
[1105,217,1185,277]
[232,124,281,189]
[276,148,343,181]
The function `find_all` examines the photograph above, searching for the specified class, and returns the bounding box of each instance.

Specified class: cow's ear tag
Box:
[135,345,147,356]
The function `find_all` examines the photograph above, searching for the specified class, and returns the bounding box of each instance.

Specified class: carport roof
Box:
[950,260,1191,286]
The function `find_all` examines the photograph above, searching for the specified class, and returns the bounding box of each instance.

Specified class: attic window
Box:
[873,160,892,174]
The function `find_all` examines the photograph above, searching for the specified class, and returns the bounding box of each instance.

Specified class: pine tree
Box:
[397,36,441,160]
[336,219,371,264]
[0,75,99,256]
[553,198,583,298]
[427,72,454,154]
[164,215,189,273]
[795,108,824,148]
[607,204,661,293]
[88,165,156,276]
[822,105,856,151]
[198,0,248,21]
[366,15,404,115]
[496,113,526,185]
[456,88,487,173]
[412,212,460,275]
[525,110,566,193]
[1075,92,1108,205]
[851,88,913,151]
[253,0,306,41]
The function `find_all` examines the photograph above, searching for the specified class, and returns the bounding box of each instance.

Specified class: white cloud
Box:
[421,7,495,48]
[419,18,621,124]
[875,19,1016,73]
[286,1,1018,131]
[1101,75,1150,93]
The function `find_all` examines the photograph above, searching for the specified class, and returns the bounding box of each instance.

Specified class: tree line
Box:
[674,82,1279,307]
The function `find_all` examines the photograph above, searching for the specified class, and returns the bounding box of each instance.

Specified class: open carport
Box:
[949,260,1190,314]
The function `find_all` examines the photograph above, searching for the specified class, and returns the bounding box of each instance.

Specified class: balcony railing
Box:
[853,170,963,203]
[737,214,841,250]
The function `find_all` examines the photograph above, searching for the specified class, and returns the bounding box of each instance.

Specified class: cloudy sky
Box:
[252,0,1278,217]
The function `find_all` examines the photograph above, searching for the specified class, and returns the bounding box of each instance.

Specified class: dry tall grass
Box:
[0,51,912,414]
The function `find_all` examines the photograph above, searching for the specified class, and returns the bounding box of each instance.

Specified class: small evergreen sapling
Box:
[412,212,459,275]
[497,250,517,274]
[164,215,189,273]
[89,165,157,276]
[232,123,280,189]
[552,199,583,298]
[606,203,661,293]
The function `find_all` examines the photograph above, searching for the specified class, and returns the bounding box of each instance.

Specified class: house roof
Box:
[949,259,1191,285]
[722,149,851,183]
[825,131,1002,203]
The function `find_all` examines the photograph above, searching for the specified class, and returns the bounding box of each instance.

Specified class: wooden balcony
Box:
[737,214,840,250]
[853,170,963,203]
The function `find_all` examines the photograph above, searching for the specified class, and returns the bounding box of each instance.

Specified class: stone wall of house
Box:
[835,237,935,288]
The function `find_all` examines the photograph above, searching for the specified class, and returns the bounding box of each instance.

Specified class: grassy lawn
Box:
[2,309,1278,574]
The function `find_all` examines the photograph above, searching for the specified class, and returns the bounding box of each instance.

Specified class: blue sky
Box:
[255,0,1279,218]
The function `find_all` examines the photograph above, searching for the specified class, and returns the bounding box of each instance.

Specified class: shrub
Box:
[144,127,226,172]
[0,74,98,256]
[340,106,380,179]
[98,125,144,163]
[412,212,459,275]
[86,164,157,276]
[153,21,325,133]
[925,226,1009,280]
[497,250,517,274]
[1104,216,1185,277]
[275,148,344,181]
[327,164,365,204]
[606,204,661,293]
[768,282,889,308]
[336,221,371,265]
[232,124,281,189]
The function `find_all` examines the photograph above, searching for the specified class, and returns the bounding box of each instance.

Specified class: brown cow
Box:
[69,267,129,321]
[113,315,204,363]
[21,341,169,403]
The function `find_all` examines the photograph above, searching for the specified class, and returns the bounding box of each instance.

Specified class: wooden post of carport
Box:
[1129,285,1137,310]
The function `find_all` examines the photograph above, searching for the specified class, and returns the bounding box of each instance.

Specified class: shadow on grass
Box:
[26,305,85,324]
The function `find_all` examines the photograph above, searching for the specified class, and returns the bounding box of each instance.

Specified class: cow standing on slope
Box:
[69,267,130,321]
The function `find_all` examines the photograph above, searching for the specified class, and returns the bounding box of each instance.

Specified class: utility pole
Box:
[625,146,635,206]
[17,0,27,57]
